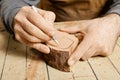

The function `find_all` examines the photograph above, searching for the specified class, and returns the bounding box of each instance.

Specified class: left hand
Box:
[60,14,120,66]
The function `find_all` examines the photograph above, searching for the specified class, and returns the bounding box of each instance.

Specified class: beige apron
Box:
[38,0,112,21]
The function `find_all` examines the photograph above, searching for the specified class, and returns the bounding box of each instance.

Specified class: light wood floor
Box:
[0,24,120,80]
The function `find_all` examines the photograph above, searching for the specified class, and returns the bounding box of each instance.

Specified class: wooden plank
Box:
[88,56,120,80]
[48,65,73,80]
[0,30,9,78]
[1,36,26,80]
[108,44,120,75]
[26,48,48,80]
[0,19,3,29]
[72,61,96,80]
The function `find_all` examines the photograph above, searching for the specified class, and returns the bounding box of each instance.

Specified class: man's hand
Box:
[14,6,56,54]
[60,14,120,66]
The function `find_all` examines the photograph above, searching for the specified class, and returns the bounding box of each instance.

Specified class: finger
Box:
[14,24,42,42]
[37,9,55,23]
[59,26,81,33]
[59,21,89,34]
[17,35,50,54]
[31,43,50,54]
[27,9,56,36]
[81,46,96,60]
[74,33,84,41]
[43,11,56,24]
[21,18,51,41]
[68,36,92,66]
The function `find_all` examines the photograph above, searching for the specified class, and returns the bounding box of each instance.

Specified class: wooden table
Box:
[0,22,120,80]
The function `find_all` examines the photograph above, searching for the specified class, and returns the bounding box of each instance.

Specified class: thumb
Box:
[59,21,88,34]
[59,26,81,33]
[68,36,92,66]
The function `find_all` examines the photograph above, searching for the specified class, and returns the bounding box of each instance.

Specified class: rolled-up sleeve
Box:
[0,0,40,34]
[107,0,120,15]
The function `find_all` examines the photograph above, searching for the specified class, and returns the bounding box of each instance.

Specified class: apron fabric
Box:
[37,0,112,21]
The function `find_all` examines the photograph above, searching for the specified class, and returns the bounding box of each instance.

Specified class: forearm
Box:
[105,14,120,36]
[0,0,40,34]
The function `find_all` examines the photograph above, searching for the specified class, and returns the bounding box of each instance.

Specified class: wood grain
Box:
[1,36,26,80]
[0,31,9,78]
[72,61,97,80]
[0,21,120,80]
[88,56,120,80]
[108,44,120,75]
[48,65,73,80]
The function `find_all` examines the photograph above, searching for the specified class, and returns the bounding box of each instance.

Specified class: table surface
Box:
[0,22,120,80]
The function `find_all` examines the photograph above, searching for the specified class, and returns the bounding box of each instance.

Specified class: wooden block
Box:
[43,31,79,72]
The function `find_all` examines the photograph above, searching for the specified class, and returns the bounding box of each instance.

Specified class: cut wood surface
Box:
[0,21,120,80]
[43,31,79,72]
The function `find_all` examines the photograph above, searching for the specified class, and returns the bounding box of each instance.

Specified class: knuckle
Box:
[27,38,33,42]
[94,43,110,56]
[14,16,19,22]
[14,15,22,23]
[14,26,21,32]
[14,15,26,25]
[21,6,31,12]
[14,6,31,23]
[96,43,104,49]
[102,48,111,56]
[20,19,27,26]
[28,38,36,42]
[15,34,20,41]
[31,27,37,32]
[41,35,50,41]
[14,25,18,31]
[27,36,41,43]
[81,57,87,61]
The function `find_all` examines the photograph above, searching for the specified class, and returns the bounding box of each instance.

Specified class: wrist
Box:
[103,14,120,36]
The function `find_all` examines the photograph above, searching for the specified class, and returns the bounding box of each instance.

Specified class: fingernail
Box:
[68,60,75,66]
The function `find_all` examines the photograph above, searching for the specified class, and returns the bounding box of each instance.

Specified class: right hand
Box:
[13,6,56,54]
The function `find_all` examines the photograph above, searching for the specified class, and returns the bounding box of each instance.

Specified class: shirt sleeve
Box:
[0,0,40,34]
[107,0,120,15]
